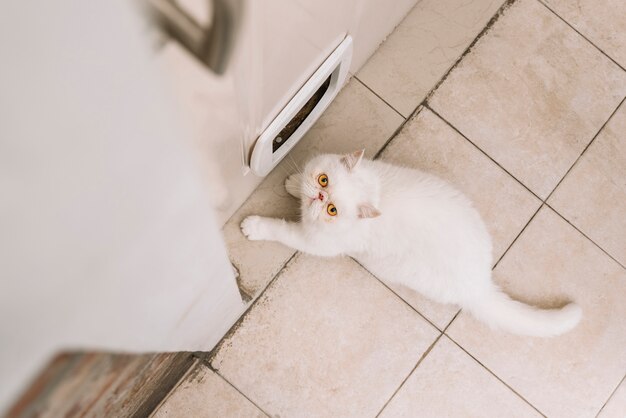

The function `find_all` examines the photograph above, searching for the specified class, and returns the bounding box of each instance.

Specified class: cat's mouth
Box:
[307,197,326,215]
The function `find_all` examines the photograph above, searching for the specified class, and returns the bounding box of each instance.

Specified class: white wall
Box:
[0,0,243,411]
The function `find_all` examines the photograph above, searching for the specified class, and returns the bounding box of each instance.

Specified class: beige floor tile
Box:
[447,207,626,418]
[598,377,626,418]
[379,336,541,418]
[211,254,439,418]
[548,101,626,267]
[543,0,626,68]
[152,363,267,418]
[429,0,626,199]
[377,108,541,329]
[358,0,504,117]
[223,78,404,298]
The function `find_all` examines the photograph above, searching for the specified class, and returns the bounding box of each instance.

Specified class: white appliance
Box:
[155,0,420,224]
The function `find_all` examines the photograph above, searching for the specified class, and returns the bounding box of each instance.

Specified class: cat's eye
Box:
[317,173,329,187]
[327,203,337,216]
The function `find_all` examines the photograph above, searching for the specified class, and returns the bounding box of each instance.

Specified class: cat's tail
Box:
[465,286,582,338]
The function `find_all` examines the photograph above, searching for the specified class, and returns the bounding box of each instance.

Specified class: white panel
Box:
[250,36,353,176]
[0,0,243,411]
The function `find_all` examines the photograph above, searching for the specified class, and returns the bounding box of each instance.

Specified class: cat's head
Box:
[298,150,380,226]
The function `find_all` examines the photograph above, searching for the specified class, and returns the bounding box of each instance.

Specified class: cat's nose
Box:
[318,191,327,201]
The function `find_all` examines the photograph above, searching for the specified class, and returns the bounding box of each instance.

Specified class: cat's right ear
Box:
[358,203,381,219]
[341,149,365,171]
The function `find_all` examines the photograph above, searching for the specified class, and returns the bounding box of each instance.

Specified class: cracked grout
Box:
[206,252,299,366]
[420,0,519,109]
[374,105,426,160]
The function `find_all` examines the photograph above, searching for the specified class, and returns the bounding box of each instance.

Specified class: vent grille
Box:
[272,75,332,153]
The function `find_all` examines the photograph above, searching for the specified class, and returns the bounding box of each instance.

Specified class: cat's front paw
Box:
[241,216,272,241]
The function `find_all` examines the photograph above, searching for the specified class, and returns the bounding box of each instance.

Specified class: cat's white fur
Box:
[242,150,582,337]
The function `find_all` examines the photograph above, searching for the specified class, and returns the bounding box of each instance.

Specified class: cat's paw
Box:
[284,174,301,198]
[241,216,271,241]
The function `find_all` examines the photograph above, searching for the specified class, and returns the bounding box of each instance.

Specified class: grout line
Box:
[374,332,444,417]
[428,93,626,272]
[364,0,518,164]
[536,0,626,73]
[544,96,626,203]
[544,203,626,270]
[206,251,299,366]
[214,370,274,418]
[493,203,544,269]
[425,104,544,202]
[147,358,201,417]
[354,76,406,120]
[418,0,519,111]
[444,335,548,418]
[374,106,426,160]
[443,310,462,333]
[595,373,626,418]
[350,257,443,332]
[375,311,462,418]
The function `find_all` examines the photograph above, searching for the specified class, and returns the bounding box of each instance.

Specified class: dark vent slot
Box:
[272,75,332,153]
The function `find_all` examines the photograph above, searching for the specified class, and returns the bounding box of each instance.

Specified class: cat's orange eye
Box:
[327,203,337,216]
[317,173,329,187]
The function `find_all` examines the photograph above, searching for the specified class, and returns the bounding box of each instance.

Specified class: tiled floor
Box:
[12,0,626,416]
[187,0,626,416]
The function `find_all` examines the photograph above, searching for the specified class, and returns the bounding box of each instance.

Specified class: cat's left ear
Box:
[341,149,365,171]
[358,203,381,219]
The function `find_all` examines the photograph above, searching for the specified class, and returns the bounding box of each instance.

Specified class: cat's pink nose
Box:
[318,192,326,201]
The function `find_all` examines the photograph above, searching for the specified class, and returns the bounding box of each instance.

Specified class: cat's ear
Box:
[358,203,381,219]
[341,149,365,171]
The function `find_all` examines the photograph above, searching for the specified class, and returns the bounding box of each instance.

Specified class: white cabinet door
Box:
[0,0,244,410]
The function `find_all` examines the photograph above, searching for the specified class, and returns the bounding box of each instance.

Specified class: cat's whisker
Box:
[276,162,292,177]
[303,183,316,197]
[286,154,302,175]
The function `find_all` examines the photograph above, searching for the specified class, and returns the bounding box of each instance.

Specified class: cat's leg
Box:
[241,215,341,256]
[284,174,302,199]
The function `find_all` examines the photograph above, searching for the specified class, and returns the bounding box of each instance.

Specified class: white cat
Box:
[241,150,582,337]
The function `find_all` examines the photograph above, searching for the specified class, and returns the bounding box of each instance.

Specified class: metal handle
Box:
[144,0,242,75]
